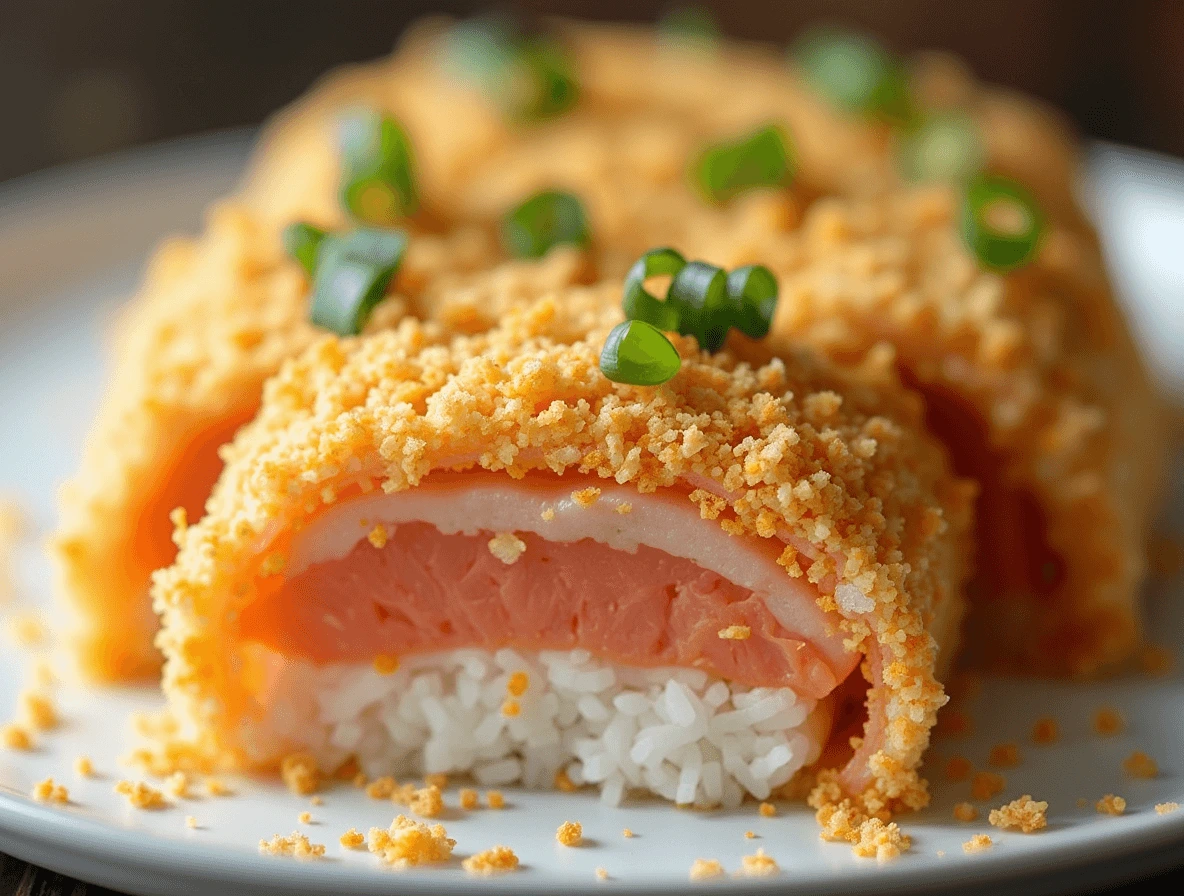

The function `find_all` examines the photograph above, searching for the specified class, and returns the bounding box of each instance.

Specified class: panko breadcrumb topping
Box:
[852,818,911,861]
[963,834,992,853]
[501,699,521,717]
[1096,794,1126,816]
[717,625,751,641]
[366,524,389,549]
[487,532,526,564]
[486,790,505,809]
[1092,708,1124,736]
[758,801,776,817]
[1155,802,1180,815]
[944,756,972,781]
[298,811,313,824]
[311,795,324,806]
[367,815,455,867]
[1122,751,1158,779]
[166,771,190,798]
[280,751,320,795]
[1031,718,1060,744]
[744,830,756,839]
[74,756,95,777]
[506,671,529,697]
[988,795,1048,833]
[115,780,168,810]
[971,772,1006,801]
[373,654,399,675]
[953,802,978,822]
[409,784,444,818]
[596,867,609,880]
[556,820,583,846]
[1,723,32,751]
[259,832,325,858]
[554,770,577,792]
[689,858,725,881]
[340,828,366,849]
[463,845,520,875]
[540,507,556,521]
[615,503,632,515]
[987,743,1021,768]
[622,828,634,838]
[459,788,479,810]
[32,778,68,804]
[571,487,601,508]
[19,690,58,730]
[185,815,199,829]
[366,776,397,799]
[739,849,779,876]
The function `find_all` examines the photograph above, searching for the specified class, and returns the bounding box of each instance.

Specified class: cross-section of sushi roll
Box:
[52,203,587,680]
[153,288,973,815]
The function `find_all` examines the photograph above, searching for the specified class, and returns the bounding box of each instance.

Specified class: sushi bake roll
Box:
[53,202,587,680]
[154,286,973,815]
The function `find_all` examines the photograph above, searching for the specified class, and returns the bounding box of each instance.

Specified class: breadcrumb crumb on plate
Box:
[463,845,519,875]
[1,723,32,751]
[31,778,68,804]
[114,780,167,810]
[1123,751,1159,779]
[739,849,779,876]
[556,820,583,846]
[963,834,993,853]
[689,858,725,881]
[1096,795,1127,816]
[258,832,325,859]
[1155,802,1181,815]
[368,815,455,867]
[988,795,1048,833]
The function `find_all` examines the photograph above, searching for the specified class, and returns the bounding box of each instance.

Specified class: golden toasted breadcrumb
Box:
[487,531,526,564]
[486,790,505,809]
[988,795,1048,833]
[1,723,32,751]
[689,858,725,881]
[1096,794,1126,816]
[963,834,992,853]
[739,849,779,876]
[463,845,519,875]
[717,625,752,640]
[1031,718,1060,745]
[556,820,583,847]
[259,832,325,858]
[114,780,167,810]
[1092,707,1124,736]
[408,784,443,818]
[339,828,366,849]
[367,815,455,867]
[459,788,479,810]
[32,778,68,804]
[953,802,978,822]
[74,756,95,777]
[1123,751,1158,779]
[280,752,320,795]
[1155,802,1180,815]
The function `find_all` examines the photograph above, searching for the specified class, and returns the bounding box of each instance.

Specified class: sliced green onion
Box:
[792,27,913,123]
[444,17,578,121]
[309,228,408,336]
[339,111,418,224]
[599,320,681,386]
[694,125,793,204]
[658,6,719,45]
[667,261,730,352]
[725,264,779,339]
[282,222,327,276]
[501,190,590,258]
[961,175,1043,271]
[622,247,686,331]
[898,113,985,184]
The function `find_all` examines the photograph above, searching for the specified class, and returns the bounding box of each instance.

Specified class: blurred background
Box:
[2,0,1183,183]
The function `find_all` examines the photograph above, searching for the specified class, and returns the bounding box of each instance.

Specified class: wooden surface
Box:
[2,848,1182,895]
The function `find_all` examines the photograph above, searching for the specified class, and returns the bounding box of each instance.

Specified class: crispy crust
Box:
[153,289,974,813]
[51,200,585,680]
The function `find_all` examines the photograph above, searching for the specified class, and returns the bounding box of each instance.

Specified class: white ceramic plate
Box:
[0,136,1182,896]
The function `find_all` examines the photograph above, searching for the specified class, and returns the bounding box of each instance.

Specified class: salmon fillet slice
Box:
[153,292,973,816]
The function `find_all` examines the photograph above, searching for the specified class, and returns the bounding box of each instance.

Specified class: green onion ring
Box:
[961,175,1044,271]
[282,222,328,276]
[898,113,985,184]
[622,247,685,331]
[501,190,590,259]
[667,260,730,352]
[693,124,794,204]
[309,227,408,336]
[599,320,681,386]
[725,265,779,339]
[338,111,418,224]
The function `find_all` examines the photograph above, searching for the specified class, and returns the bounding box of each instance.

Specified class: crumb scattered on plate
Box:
[31,777,68,804]
[689,858,724,881]
[758,801,776,817]
[462,845,519,875]
[114,780,167,810]
[73,755,95,777]
[556,820,583,846]
[988,795,1048,833]
[738,849,779,877]
[1155,802,1180,815]
[280,752,320,795]
[1092,707,1124,736]
[486,790,505,809]
[963,834,993,853]
[258,832,325,859]
[1096,794,1126,816]
[953,802,978,822]
[1,722,32,750]
[339,828,365,849]
[459,788,479,810]
[368,815,455,868]
[1122,750,1158,778]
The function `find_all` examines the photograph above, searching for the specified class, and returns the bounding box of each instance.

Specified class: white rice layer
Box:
[256,647,825,808]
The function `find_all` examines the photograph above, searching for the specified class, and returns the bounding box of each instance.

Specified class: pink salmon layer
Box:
[239,474,863,702]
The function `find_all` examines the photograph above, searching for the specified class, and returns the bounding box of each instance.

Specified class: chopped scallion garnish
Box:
[501,190,590,258]
[444,16,578,121]
[725,264,779,339]
[792,26,913,123]
[694,125,793,204]
[961,175,1043,271]
[667,260,730,352]
[898,113,984,184]
[622,247,686,331]
[308,227,408,336]
[339,111,418,224]
[282,222,328,276]
[599,320,682,386]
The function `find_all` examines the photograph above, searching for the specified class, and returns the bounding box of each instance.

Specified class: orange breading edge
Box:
[50,196,589,682]
[153,288,973,816]
[766,188,1166,675]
